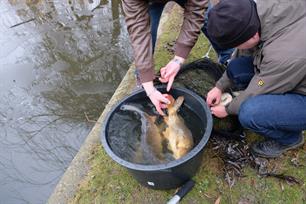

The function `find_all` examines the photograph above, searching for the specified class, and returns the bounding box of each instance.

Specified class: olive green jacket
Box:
[216,0,306,115]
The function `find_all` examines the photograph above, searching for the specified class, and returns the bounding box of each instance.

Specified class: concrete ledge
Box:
[48,64,137,204]
[47,3,175,203]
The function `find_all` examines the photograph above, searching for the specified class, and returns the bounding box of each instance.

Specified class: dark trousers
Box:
[227,57,306,145]
[149,0,186,51]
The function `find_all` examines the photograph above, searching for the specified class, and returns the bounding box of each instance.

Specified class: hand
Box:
[206,87,222,107]
[142,81,170,116]
[211,105,228,118]
[159,56,185,91]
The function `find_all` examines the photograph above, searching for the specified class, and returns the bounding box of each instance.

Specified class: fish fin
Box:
[163,129,169,139]
[133,145,143,163]
[172,96,184,112]
[157,122,167,136]
[167,142,172,151]
[164,116,169,124]
[148,115,157,122]
[175,140,180,148]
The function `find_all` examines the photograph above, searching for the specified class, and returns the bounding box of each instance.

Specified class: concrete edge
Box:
[47,3,176,204]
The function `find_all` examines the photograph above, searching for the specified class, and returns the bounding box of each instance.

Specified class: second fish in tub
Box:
[163,95,194,159]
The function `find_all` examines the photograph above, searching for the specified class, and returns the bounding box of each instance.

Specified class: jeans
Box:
[149,0,234,64]
[227,57,306,145]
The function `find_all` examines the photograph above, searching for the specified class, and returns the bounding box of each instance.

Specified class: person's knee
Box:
[226,57,254,90]
[227,57,253,78]
[226,60,236,80]
[238,98,260,130]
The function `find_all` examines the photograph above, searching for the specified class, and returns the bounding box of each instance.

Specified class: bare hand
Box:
[142,81,170,115]
[206,87,222,107]
[211,105,228,118]
[159,56,185,91]
[148,90,170,116]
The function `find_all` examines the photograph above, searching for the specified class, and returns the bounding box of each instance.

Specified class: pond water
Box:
[0,0,132,203]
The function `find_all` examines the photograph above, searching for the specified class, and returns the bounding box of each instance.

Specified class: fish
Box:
[163,95,194,159]
[120,104,164,162]
[220,92,233,106]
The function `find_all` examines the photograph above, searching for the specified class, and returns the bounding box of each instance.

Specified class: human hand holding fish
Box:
[210,93,233,118]
[206,86,222,106]
[211,105,228,118]
[142,81,170,116]
[207,87,232,118]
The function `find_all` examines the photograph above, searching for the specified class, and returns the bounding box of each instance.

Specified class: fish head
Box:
[164,94,175,106]
[163,94,175,114]
[120,104,128,111]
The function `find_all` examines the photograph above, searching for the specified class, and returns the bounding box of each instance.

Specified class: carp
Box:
[120,104,164,162]
[163,95,194,159]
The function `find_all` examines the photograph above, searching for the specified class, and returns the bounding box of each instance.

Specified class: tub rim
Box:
[101,86,213,172]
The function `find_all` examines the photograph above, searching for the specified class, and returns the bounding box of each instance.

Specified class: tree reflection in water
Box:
[0,0,132,203]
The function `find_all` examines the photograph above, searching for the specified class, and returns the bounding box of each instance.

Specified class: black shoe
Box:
[251,136,304,158]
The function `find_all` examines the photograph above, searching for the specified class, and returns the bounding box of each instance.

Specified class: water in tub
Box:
[107,98,205,165]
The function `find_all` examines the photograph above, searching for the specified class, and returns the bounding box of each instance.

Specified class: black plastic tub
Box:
[101,87,212,189]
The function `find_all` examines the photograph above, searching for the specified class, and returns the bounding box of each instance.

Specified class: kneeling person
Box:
[206,0,306,158]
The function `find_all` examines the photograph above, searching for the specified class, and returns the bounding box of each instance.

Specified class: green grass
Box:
[70,5,306,204]
[154,5,217,70]
[71,140,306,204]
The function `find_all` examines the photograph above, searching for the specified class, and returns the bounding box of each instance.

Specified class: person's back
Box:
[254,0,306,95]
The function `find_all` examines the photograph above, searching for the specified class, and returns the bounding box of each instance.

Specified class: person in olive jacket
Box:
[122,0,208,115]
[206,0,306,158]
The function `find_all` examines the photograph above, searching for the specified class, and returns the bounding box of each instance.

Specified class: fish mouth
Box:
[164,94,175,105]
[120,105,126,110]
[120,104,133,111]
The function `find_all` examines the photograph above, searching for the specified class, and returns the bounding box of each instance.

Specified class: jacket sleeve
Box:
[122,0,155,83]
[175,0,207,58]
[215,71,233,92]
[226,56,306,115]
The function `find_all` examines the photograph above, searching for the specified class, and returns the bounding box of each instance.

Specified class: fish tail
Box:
[120,104,148,136]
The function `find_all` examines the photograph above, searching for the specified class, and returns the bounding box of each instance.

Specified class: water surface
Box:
[107,99,205,165]
[0,0,132,203]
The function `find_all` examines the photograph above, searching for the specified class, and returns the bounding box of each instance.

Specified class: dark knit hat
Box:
[207,0,260,49]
